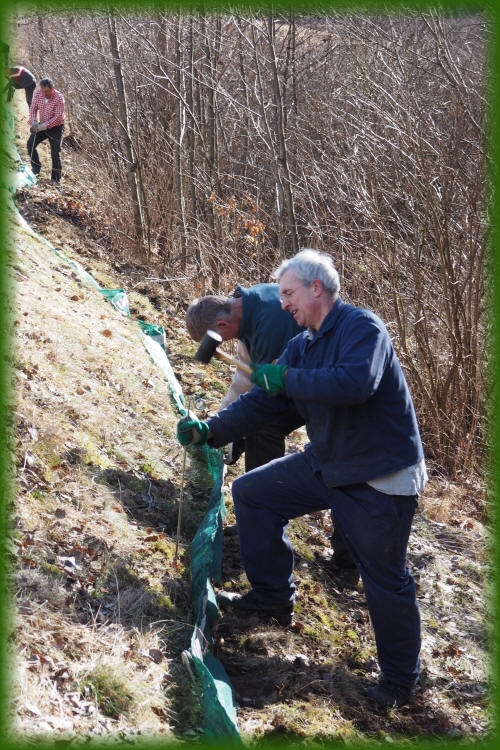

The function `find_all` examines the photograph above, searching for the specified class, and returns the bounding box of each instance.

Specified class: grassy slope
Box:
[7,111,491,744]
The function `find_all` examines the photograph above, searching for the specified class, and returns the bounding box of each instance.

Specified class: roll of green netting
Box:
[1,107,37,193]
[191,649,240,739]
[98,288,130,316]
[141,347,237,736]
[136,319,166,350]
[8,111,240,738]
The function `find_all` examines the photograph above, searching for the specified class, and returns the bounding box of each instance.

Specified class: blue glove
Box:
[177,415,210,446]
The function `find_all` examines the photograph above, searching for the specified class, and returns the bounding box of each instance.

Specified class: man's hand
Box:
[38,122,47,131]
[224,438,245,465]
[176,414,210,446]
[29,122,39,133]
[250,363,287,395]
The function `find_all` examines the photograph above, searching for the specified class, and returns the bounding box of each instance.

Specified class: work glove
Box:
[250,363,287,396]
[38,122,48,131]
[29,122,39,133]
[177,414,210,446]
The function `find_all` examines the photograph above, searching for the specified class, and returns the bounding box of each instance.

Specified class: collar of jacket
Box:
[306,296,345,342]
[234,285,248,340]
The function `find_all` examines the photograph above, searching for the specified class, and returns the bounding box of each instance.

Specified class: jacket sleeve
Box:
[29,93,38,124]
[208,380,294,448]
[284,316,391,405]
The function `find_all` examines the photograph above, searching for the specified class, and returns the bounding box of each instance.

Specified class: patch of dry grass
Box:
[8,201,208,740]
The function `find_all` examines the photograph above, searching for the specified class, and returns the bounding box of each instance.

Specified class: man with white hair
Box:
[177,248,427,707]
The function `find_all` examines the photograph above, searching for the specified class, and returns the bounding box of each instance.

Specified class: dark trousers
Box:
[25,83,35,107]
[27,124,64,181]
[232,449,421,687]
[245,417,356,571]
[244,419,295,473]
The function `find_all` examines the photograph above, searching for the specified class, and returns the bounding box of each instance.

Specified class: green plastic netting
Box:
[3,105,241,741]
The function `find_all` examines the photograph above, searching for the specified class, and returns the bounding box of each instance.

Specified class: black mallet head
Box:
[194,329,223,364]
[193,329,253,375]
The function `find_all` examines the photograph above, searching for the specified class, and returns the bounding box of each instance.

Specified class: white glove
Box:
[29,123,39,133]
[38,122,47,131]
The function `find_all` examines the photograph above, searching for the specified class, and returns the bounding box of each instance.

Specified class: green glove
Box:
[177,415,210,446]
[250,363,287,396]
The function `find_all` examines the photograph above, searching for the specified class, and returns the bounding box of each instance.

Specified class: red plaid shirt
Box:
[29,88,65,129]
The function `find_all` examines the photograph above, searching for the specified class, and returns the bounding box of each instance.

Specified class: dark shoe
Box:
[363,680,413,708]
[217,590,293,626]
[330,559,360,590]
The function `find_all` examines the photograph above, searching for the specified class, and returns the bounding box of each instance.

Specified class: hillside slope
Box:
[6,121,491,743]
[9,198,213,739]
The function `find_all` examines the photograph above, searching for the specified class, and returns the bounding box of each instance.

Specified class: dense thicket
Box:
[15,11,488,480]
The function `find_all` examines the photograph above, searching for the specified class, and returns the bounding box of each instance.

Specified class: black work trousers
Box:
[24,83,35,106]
[244,414,356,571]
[232,452,420,687]
[27,124,64,182]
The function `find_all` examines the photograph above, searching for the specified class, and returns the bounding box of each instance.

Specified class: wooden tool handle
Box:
[215,349,253,376]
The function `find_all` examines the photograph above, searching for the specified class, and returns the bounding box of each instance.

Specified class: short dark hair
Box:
[185,295,232,341]
[40,77,54,89]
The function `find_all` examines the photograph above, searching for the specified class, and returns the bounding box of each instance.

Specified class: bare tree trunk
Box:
[202,14,222,285]
[37,15,45,72]
[267,14,299,256]
[186,16,200,267]
[174,17,188,269]
[107,14,145,252]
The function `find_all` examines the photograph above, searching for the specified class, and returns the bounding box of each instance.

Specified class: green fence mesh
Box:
[5,106,241,741]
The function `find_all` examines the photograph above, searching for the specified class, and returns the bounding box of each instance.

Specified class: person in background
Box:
[27,77,65,183]
[5,65,36,107]
[178,248,427,708]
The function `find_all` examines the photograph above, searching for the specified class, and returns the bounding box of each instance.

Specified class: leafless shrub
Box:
[13,10,488,479]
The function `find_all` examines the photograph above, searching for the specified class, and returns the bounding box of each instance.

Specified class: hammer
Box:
[194,330,252,375]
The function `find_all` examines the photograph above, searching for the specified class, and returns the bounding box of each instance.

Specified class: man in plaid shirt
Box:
[27,77,65,183]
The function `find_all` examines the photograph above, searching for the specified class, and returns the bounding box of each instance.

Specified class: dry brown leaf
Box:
[148,649,164,664]
[151,706,169,720]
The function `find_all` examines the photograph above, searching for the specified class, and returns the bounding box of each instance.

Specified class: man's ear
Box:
[312,279,323,297]
[214,318,231,339]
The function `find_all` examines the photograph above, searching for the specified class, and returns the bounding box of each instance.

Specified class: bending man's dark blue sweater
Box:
[208,297,423,487]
